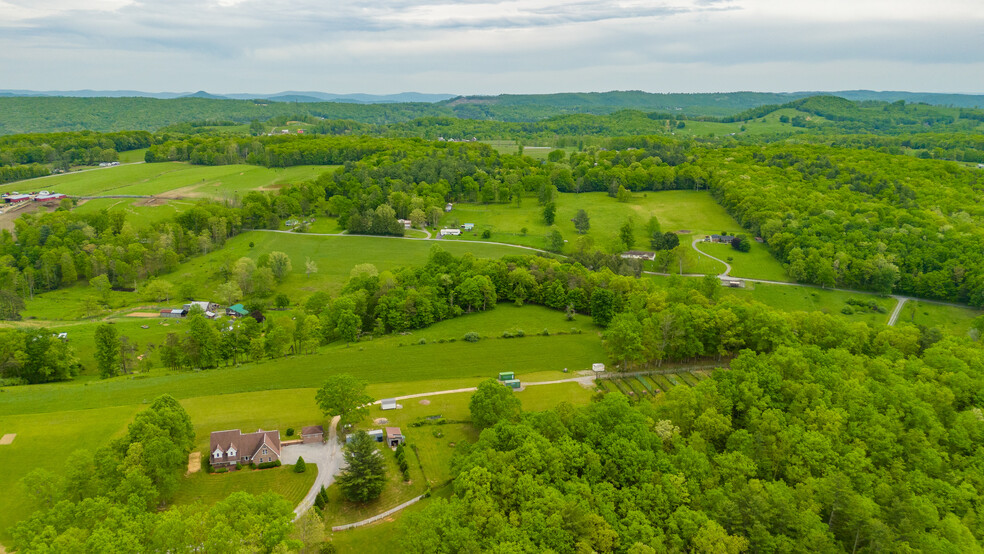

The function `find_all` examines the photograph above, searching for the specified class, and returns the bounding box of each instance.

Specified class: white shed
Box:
[381,398,398,411]
[592,363,605,372]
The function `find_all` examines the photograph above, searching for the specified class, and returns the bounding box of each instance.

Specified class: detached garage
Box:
[301,425,324,444]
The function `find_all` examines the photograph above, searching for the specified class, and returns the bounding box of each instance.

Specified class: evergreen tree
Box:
[336,431,386,502]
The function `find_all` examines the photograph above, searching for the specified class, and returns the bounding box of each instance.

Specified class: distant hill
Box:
[0,90,981,134]
[0,89,456,104]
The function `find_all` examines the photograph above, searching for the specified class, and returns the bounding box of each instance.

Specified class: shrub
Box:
[463,332,480,343]
[418,338,426,345]
[286,427,295,436]
[514,329,524,337]
[402,469,411,481]
[235,462,242,470]
[541,328,550,336]
[214,467,229,474]
[501,330,513,339]
[257,460,281,469]
[314,486,329,510]
[319,543,337,554]
[295,456,307,473]
[432,429,444,438]
[481,229,492,239]
[204,460,214,474]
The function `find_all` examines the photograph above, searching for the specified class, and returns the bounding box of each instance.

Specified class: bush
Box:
[204,460,214,474]
[501,330,513,339]
[314,486,329,510]
[257,460,281,469]
[286,427,295,436]
[481,229,492,239]
[235,462,242,470]
[418,338,426,345]
[541,328,550,336]
[841,306,855,315]
[463,332,480,343]
[294,456,307,473]
[214,467,229,474]
[514,329,525,337]
[319,543,337,554]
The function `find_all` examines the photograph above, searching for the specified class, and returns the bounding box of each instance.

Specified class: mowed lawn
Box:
[697,241,790,282]
[171,465,317,509]
[74,197,198,229]
[0,162,330,199]
[437,190,750,254]
[0,404,141,538]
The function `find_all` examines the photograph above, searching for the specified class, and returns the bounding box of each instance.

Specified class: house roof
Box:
[228,303,249,316]
[301,425,324,436]
[209,429,281,464]
[385,427,403,439]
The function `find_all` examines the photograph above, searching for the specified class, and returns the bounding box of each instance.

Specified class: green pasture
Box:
[696,240,790,281]
[13,231,542,321]
[74,197,196,228]
[0,404,141,537]
[327,486,453,553]
[165,231,539,299]
[902,301,983,337]
[721,281,897,326]
[439,190,748,254]
[117,149,148,163]
[172,465,316,508]
[0,331,603,416]
[0,162,329,200]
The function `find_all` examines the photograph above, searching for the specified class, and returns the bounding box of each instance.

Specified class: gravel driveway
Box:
[283,416,342,519]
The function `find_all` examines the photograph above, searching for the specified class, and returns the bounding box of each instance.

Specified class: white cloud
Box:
[0,0,980,93]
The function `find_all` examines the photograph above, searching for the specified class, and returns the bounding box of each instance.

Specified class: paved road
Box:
[691,238,732,276]
[286,415,341,519]
[887,297,908,326]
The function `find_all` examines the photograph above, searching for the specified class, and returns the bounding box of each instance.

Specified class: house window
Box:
[262,447,268,454]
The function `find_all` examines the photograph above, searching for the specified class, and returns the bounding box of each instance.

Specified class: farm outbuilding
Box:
[439,228,461,236]
[301,425,324,444]
[620,250,656,261]
[226,304,249,317]
[380,398,397,411]
[385,427,405,447]
[498,372,514,381]
[503,379,521,389]
[592,363,605,372]
[462,223,475,231]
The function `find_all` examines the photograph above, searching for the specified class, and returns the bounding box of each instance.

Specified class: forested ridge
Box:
[706,145,984,303]
[0,130,153,183]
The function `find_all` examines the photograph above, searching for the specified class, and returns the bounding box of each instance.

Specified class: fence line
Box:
[597,364,726,379]
[331,494,426,531]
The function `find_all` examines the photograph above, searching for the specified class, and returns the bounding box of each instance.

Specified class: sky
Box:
[0,0,982,95]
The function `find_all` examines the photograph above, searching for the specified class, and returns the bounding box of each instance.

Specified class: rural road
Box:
[371,373,597,405]
[258,229,563,257]
[287,415,342,520]
[5,161,145,185]
[887,297,908,326]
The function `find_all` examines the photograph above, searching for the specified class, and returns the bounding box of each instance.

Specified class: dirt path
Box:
[186,452,201,475]
[256,229,565,257]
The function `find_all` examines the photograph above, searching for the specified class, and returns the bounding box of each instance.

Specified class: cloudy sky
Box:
[0,0,981,95]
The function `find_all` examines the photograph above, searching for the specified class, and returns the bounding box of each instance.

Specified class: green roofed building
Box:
[498,371,515,381]
[226,303,249,317]
[504,379,521,389]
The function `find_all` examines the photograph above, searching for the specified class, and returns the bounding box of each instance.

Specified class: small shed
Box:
[301,425,324,444]
[385,427,405,447]
[592,363,605,372]
[462,223,474,231]
[380,398,397,411]
[445,203,453,212]
[498,371,514,381]
[367,429,384,442]
[503,379,521,389]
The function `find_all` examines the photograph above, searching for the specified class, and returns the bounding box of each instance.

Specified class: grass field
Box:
[720,281,897,326]
[0,162,330,200]
[74,197,197,228]
[11,231,542,321]
[439,190,749,256]
[172,464,317,508]
[903,301,983,337]
[697,240,790,281]
[0,320,604,417]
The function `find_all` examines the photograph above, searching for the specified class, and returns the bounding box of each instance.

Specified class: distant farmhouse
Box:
[706,234,737,244]
[209,429,281,468]
[439,228,461,237]
[620,250,656,261]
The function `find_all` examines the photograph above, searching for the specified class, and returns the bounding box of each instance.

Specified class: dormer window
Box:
[227,446,237,457]
[213,448,223,459]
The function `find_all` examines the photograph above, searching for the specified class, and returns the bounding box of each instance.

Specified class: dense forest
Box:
[3,92,984,134]
[706,145,984,303]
